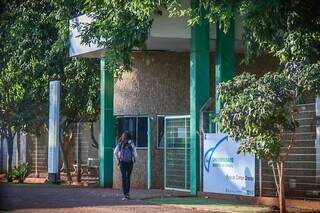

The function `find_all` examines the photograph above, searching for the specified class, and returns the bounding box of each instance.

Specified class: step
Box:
[290,126,316,133]
[296,103,315,111]
[293,118,316,126]
[282,132,316,141]
[281,139,317,147]
[280,147,317,155]
[260,181,320,191]
[261,168,316,177]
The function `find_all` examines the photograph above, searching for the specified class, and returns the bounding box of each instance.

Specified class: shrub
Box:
[9,163,31,183]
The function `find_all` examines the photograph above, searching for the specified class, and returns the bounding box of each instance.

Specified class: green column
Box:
[190,0,210,195]
[147,117,153,190]
[215,20,235,132]
[99,58,115,187]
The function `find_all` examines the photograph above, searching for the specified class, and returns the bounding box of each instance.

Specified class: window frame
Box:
[157,115,165,149]
[115,115,149,149]
[156,114,189,149]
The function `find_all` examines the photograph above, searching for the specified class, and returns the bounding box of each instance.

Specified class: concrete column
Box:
[99,58,114,187]
[215,20,235,131]
[48,81,60,183]
[190,0,210,195]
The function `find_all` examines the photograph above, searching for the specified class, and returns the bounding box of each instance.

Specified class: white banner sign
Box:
[203,133,255,196]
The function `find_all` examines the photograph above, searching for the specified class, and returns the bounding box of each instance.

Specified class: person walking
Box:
[114,131,137,200]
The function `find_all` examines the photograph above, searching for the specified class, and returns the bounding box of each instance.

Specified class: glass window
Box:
[117,117,136,144]
[137,117,148,147]
[116,116,148,148]
[158,116,190,149]
[157,116,164,148]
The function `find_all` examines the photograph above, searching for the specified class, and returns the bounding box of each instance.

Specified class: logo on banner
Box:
[203,133,255,196]
[204,135,229,172]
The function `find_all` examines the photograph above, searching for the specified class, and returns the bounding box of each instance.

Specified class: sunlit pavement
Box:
[0,184,211,213]
[1,184,317,213]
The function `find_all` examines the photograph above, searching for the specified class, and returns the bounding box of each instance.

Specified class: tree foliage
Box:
[213,0,320,162]
[81,0,319,77]
[80,0,154,79]
[81,1,318,210]
[218,62,320,161]
[77,0,320,160]
[1,0,100,123]
[0,0,99,180]
[211,1,319,211]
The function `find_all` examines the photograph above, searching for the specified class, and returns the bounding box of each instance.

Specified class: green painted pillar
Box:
[147,117,153,190]
[99,58,115,188]
[190,0,210,195]
[215,20,235,132]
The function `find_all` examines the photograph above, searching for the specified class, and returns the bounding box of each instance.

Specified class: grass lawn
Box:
[144,197,316,213]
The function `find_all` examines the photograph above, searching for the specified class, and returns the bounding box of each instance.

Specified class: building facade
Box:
[2,2,318,206]
[66,3,320,200]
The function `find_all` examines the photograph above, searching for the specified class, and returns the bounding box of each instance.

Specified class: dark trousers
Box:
[120,161,133,196]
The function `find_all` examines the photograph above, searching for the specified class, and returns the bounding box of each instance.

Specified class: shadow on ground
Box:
[0,183,174,211]
[1,183,319,213]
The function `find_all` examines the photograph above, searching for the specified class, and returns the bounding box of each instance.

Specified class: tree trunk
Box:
[90,122,98,149]
[60,143,72,182]
[76,123,81,183]
[60,131,74,183]
[16,132,20,165]
[35,135,39,178]
[6,131,14,182]
[278,161,286,213]
[0,132,3,173]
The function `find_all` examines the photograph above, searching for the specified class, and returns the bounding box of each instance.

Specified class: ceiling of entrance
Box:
[69,12,244,58]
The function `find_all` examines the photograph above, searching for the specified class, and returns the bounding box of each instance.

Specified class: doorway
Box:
[164,115,190,191]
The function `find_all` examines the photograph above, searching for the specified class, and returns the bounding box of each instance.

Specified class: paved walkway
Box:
[0,184,211,213]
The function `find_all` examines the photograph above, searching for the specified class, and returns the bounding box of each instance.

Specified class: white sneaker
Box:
[122,197,127,201]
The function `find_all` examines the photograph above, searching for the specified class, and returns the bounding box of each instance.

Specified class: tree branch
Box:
[272,162,280,196]
[90,122,98,149]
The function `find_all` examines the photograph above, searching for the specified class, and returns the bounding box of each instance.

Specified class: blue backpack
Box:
[119,144,134,162]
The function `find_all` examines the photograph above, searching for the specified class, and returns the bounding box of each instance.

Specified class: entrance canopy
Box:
[69,12,244,58]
